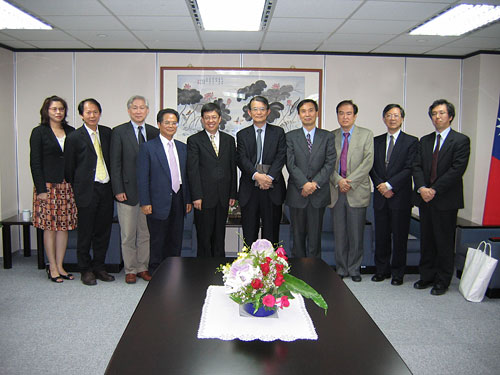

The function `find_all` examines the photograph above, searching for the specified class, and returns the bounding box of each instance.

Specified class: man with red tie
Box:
[413,99,470,296]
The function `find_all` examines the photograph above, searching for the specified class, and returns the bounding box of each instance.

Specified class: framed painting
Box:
[160,67,323,142]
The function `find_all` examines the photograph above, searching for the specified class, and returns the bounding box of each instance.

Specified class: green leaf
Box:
[283,274,328,314]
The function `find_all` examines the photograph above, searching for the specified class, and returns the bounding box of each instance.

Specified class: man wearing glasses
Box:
[236,96,287,246]
[370,104,418,286]
[413,99,470,296]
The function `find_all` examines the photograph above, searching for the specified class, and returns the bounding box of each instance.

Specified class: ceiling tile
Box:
[43,15,126,31]
[200,31,263,43]
[268,18,343,33]
[26,40,91,49]
[0,30,75,41]
[101,0,189,16]
[386,34,459,47]
[260,42,320,51]
[325,33,394,44]
[84,40,146,49]
[273,0,362,18]
[11,0,108,15]
[336,19,418,34]
[0,40,37,49]
[318,43,380,53]
[118,16,194,31]
[265,32,329,43]
[66,30,139,41]
[372,44,435,54]
[424,46,480,56]
[203,42,262,50]
[352,1,448,21]
[135,30,200,42]
[446,36,500,49]
[143,40,203,50]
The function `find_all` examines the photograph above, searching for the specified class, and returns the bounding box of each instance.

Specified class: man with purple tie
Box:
[137,108,192,275]
[328,100,373,282]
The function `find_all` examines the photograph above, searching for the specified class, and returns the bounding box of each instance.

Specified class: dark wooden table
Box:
[1,214,44,269]
[105,257,411,375]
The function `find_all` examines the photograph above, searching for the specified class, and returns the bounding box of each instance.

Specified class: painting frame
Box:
[160,66,323,142]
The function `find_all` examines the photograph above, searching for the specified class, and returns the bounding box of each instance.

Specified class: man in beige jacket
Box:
[329,100,374,282]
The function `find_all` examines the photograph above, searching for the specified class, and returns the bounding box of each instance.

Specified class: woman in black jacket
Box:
[30,96,78,282]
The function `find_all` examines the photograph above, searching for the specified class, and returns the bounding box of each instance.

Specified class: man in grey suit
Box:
[110,95,159,284]
[286,99,336,258]
[329,100,374,281]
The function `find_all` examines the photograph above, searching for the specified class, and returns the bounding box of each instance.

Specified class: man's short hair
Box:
[78,98,102,115]
[383,104,405,118]
[428,99,455,122]
[127,95,149,109]
[249,95,270,110]
[157,108,179,123]
[297,99,318,113]
[336,100,358,115]
[201,102,222,117]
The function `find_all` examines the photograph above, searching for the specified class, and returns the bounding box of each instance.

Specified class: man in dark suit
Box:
[413,99,470,296]
[65,98,115,286]
[285,99,336,258]
[370,104,418,285]
[137,108,192,275]
[187,102,237,257]
[236,96,287,246]
[111,95,159,284]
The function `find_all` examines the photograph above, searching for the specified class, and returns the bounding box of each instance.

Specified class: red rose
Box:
[276,247,286,256]
[280,295,290,308]
[260,263,270,276]
[275,263,284,272]
[251,278,263,289]
[274,273,284,286]
[265,256,272,264]
[262,294,276,307]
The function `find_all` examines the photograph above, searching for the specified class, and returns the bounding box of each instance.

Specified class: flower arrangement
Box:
[218,239,328,314]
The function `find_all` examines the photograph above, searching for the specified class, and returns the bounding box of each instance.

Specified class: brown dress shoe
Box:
[137,271,152,281]
[125,273,137,284]
[81,271,97,286]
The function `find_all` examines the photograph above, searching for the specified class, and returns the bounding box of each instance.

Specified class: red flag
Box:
[483,96,500,225]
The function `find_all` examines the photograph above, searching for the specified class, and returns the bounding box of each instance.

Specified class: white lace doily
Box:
[197,285,318,342]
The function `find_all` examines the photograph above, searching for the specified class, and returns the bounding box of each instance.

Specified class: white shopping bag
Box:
[459,241,498,302]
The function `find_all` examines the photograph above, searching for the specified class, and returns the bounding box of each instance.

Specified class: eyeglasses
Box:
[250,107,267,113]
[385,114,401,119]
[203,116,220,121]
[162,121,178,126]
[431,111,448,117]
[84,111,100,116]
[49,107,65,113]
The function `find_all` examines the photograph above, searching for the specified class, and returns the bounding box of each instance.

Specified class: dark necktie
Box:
[138,126,145,144]
[256,128,263,165]
[306,133,312,153]
[430,134,441,184]
[340,133,349,178]
[385,135,394,168]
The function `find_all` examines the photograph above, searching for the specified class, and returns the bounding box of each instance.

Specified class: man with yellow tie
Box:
[65,98,115,286]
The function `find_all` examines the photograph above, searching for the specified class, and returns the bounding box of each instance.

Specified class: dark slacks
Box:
[147,187,184,274]
[194,203,228,257]
[374,204,411,279]
[76,182,113,272]
[332,192,367,277]
[290,204,325,258]
[418,204,457,287]
[241,187,281,246]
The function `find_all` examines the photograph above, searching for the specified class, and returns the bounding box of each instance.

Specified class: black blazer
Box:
[64,125,113,208]
[187,130,237,209]
[29,124,74,194]
[236,124,286,207]
[370,131,418,210]
[110,121,159,206]
[412,128,470,210]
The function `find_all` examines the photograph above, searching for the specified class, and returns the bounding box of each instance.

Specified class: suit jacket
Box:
[412,128,470,210]
[329,125,374,208]
[136,136,191,220]
[110,121,159,206]
[30,124,74,194]
[64,124,112,208]
[370,131,418,210]
[236,124,287,207]
[285,128,336,208]
[187,130,237,209]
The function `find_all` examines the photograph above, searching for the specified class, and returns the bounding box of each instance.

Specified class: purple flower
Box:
[251,239,273,254]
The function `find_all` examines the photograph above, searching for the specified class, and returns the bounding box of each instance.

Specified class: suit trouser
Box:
[241,188,281,246]
[147,187,184,274]
[194,203,228,257]
[290,204,325,258]
[418,204,457,287]
[76,182,113,272]
[116,202,150,274]
[374,204,411,279]
[332,192,367,277]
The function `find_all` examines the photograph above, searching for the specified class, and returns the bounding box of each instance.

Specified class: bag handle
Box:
[477,241,488,251]
[485,242,492,257]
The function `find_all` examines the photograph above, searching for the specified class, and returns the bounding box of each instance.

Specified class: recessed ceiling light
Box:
[191,0,274,31]
[410,4,500,36]
[0,0,52,30]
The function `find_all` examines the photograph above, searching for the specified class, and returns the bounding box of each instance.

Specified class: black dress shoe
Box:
[430,283,447,296]
[351,275,362,282]
[413,279,433,289]
[81,271,97,286]
[94,270,115,282]
[391,278,403,286]
[371,274,390,282]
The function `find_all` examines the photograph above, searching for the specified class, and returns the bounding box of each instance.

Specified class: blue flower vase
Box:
[243,303,276,317]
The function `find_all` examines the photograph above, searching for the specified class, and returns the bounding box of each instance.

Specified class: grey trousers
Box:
[290,204,325,258]
[116,202,150,274]
[332,192,367,277]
